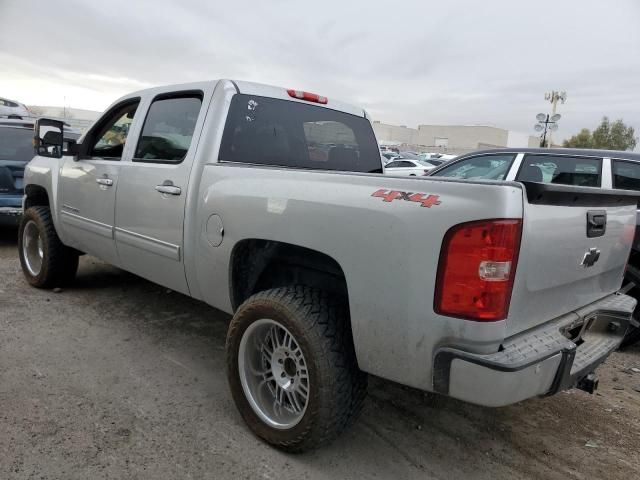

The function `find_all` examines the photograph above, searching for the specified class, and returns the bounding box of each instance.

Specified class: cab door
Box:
[59,99,140,265]
[114,91,206,295]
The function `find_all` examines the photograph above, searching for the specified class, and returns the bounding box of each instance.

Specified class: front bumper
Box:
[0,206,22,226]
[433,293,636,407]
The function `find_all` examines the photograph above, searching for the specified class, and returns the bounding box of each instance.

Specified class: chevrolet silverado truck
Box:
[18,80,639,451]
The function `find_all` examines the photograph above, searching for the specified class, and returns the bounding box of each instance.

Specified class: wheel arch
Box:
[229,238,350,312]
[24,184,51,209]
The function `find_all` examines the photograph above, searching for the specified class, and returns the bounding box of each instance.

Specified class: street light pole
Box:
[540,115,548,148]
[534,112,561,147]
[544,91,567,147]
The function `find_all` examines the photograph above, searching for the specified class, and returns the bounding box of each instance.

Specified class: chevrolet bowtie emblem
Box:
[581,247,601,268]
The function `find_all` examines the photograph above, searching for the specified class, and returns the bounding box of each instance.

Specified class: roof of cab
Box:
[458,147,640,161]
[122,79,367,118]
[232,80,366,118]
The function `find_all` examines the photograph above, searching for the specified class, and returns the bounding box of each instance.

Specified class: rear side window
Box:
[219,94,382,173]
[134,94,202,163]
[432,154,515,180]
[398,161,416,167]
[517,155,601,187]
[612,160,640,191]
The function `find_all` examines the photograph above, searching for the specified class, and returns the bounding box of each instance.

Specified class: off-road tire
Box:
[226,286,367,452]
[18,206,79,288]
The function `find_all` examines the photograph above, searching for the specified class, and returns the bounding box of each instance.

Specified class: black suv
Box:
[0,116,80,226]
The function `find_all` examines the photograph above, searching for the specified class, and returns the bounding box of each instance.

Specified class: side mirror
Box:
[34,118,64,159]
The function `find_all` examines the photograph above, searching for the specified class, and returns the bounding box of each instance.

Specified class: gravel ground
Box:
[1,226,640,480]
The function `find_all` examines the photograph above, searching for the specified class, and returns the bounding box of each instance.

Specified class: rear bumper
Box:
[433,293,636,407]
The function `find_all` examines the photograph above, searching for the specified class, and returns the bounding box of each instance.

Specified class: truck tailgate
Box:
[506,183,637,336]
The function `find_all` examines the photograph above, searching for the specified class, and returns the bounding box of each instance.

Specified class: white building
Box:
[372,121,539,154]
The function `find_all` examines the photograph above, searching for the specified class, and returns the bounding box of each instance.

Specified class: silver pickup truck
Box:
[19,80,638,451]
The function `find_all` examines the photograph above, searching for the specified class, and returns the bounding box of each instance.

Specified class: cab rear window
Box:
[219,94,382,173]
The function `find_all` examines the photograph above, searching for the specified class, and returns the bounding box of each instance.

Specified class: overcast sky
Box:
[1,0,639,142]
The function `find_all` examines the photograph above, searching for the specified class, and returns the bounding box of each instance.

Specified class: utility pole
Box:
[543,91,567,147]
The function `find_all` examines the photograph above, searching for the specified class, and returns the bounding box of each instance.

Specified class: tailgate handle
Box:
[586,210,606,238]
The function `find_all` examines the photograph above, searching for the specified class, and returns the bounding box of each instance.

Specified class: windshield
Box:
[0,127,34,162]
[220,94,382,173]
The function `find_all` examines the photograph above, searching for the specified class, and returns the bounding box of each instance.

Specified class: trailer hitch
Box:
[577,373,599,394]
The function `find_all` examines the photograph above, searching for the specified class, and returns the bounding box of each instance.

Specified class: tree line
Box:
[563,117,637,151]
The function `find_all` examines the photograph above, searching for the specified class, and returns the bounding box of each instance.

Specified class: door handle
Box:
[96,178,114,186]
[155,181,182,196]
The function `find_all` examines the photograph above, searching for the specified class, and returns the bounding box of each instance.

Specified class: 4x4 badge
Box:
[371,189,441,208]
[581,247,601,268]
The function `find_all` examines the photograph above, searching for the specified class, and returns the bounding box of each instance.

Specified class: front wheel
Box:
[18,206,79,288]
[226,286,367,452]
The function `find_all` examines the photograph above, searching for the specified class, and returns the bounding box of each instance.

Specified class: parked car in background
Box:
[0,115,80,226]
[0,97,31,118]
[418,152,457,165]
[382,151,401,164]
[429,147,640,347]
[398,151,422,160]
[384,158,435,176]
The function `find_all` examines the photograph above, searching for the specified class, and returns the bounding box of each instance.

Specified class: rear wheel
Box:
[226,286,367,452]
[18,206,79,288]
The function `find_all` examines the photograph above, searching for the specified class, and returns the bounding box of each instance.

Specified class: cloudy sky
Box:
[1,0,639,142]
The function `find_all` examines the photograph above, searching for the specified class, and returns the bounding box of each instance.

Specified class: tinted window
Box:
[134,95,202,163]
[0,127,34,162]
[613,160,640,191]
[517,155,601,187]
[398,161,415,167]
[89,101,139,159]
[432,154,515,180]
[219,94,382,173]
[385,161,401,168]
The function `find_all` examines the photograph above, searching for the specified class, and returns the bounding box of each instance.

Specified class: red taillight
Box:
[287,89,328,104]
[435,219,522,321]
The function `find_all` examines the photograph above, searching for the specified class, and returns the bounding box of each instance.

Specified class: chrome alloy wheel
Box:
[238,318,310,429]
[22,220,44,277]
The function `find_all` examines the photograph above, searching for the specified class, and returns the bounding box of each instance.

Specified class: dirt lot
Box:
[1,227,640,480]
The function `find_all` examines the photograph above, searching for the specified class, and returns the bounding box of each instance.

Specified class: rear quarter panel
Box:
[191,169,524,390]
